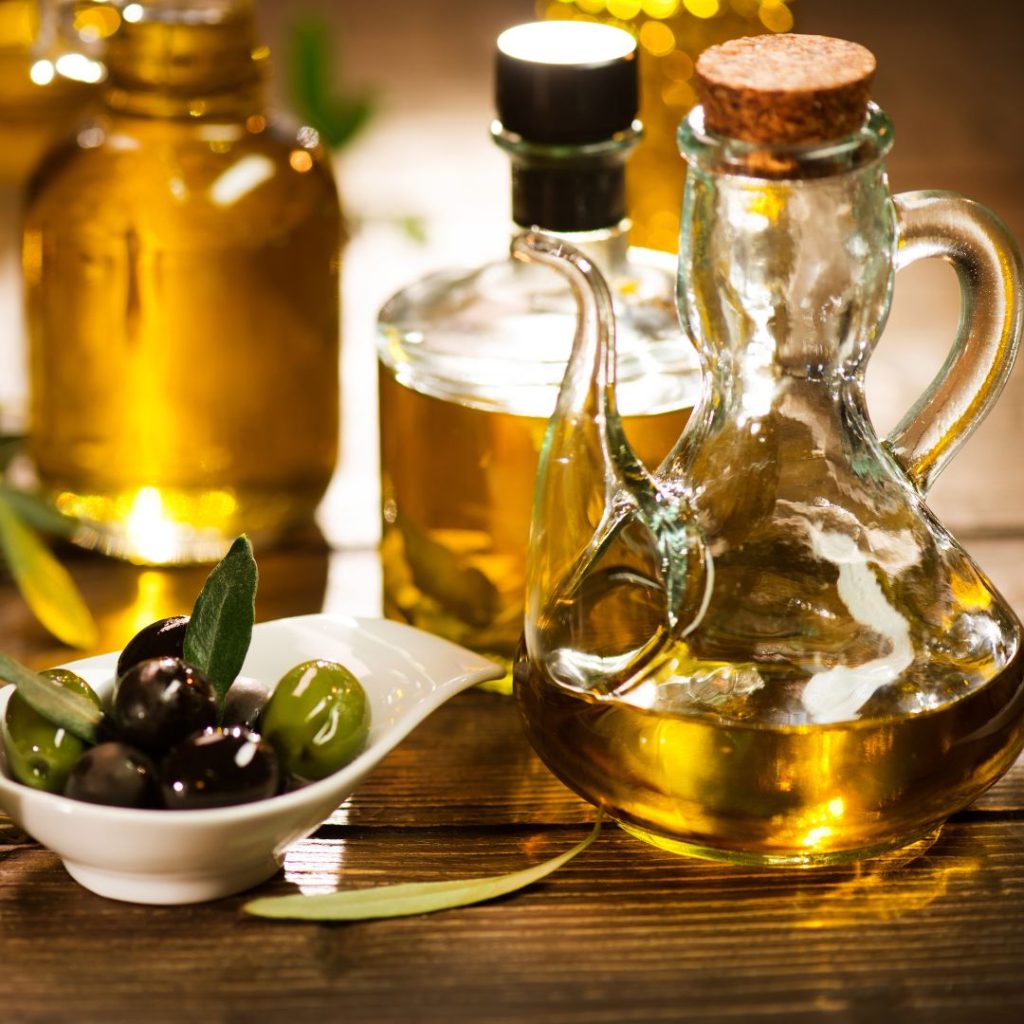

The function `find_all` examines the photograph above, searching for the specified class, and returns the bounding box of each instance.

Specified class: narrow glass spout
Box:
[512,231,709,696]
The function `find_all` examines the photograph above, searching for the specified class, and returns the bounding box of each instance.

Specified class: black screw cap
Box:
[495,21,638,144]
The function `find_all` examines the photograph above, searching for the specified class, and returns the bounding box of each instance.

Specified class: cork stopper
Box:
[695,34,876,145]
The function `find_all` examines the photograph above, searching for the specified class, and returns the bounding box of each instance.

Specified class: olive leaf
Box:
[183,535,258,705]
[243,815,603,921]
[0,433,24,472]
[288,18,374,151]
[0,653,104,744]
[0,485,80,540]
[0,498,98,650]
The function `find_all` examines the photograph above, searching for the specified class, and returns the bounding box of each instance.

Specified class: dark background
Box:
[257,0,1024,239]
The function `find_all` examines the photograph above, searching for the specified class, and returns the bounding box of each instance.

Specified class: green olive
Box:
[261,660,370,781]
[2,668,102,793]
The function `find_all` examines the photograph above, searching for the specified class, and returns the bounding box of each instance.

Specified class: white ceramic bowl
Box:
[0,613,504,905]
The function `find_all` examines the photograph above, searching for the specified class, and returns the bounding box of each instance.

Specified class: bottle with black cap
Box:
[376,21,700,679]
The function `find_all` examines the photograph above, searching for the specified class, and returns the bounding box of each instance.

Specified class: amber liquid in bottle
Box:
[517,591,1024,865]
[518,653,1024,863]
[2,0,100,425]
[380,369,690,662]
[23,3,340,563]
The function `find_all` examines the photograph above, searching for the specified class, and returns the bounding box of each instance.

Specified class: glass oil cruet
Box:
[514,33,1024,865]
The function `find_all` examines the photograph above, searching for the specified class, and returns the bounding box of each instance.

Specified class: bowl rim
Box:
[0,612,504,827]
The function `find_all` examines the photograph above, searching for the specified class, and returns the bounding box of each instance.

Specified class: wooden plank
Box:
[1,688,1021,838]
[1,821,1022,1024]
[971,753,1024,813]
[331,690,593,827]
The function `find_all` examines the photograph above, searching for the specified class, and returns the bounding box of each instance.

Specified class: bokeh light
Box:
[759,0,794,32]
[289,149,313,173]
[683,0,720,19]
[639,20,675,57]
[542,0,796,252]
[29,59,55,86]
[72,2,122,43]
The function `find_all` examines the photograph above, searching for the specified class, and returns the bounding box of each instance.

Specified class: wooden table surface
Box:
[3,535,1024,1024]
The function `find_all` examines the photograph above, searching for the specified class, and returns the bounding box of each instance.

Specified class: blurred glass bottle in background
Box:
[0,0,105,183]
[377,22,701,677]
[23,0,342,564]
[1,0,105,429]
[541,0,795,251]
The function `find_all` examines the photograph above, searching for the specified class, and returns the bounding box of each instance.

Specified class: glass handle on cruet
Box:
[885,190,1024,494]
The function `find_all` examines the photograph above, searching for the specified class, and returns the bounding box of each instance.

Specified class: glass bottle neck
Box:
[103,0,265,119]
[511,220,632,277]
[677,105,897,384]
[493,120,640,235]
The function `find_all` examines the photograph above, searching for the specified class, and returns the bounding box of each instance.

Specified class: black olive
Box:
[63,743,160,808]
[116,616,190,679]
[161,728,280,810]
[221,676,273,731]
[113,657,218,757]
